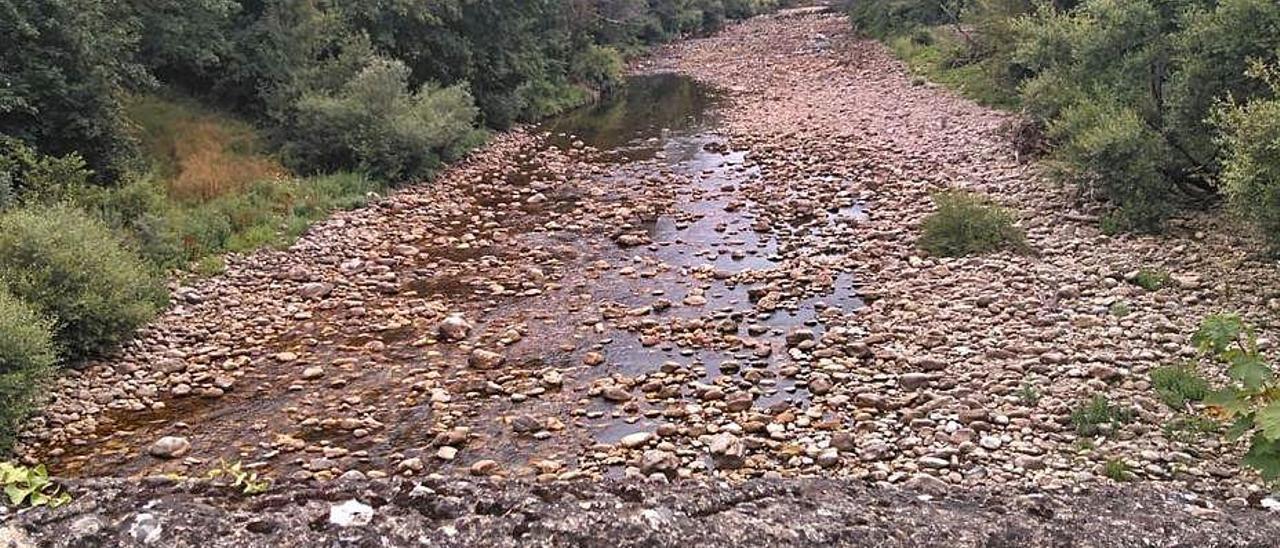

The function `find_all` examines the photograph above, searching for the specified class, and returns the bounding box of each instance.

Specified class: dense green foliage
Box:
[846,0,1280,239]
[1215,63,1280,251]
[285,59,483,181]
[918,190,1027,256]
[4,0,788,184]
[0,206,165,358]
[0,0,143,182]
[0,290,55,452]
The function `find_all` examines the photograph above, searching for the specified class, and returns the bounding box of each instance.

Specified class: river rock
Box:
[147,436,191,459]
[438,315,472,341]
[469,349,505,369]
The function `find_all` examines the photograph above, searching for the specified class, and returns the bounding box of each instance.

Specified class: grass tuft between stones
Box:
[1070,395,1135,437]
[918,190,1028,257]
[1150,364,1209,410]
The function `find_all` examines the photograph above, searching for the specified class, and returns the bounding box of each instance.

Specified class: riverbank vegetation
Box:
[0,0,792,450]
[846,0,1280,481]
[844,0,1280,241]
[918,190,1026,256]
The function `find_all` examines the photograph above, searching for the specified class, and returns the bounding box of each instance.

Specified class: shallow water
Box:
[534,74,864,446]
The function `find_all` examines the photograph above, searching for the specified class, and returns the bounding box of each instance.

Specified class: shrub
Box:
[1044,99,1174,232]
[1102,458,1130,481]
[1150,364,1209,410]
[0,137,94,205]
[283,57,484,183]
[571,45,625,94]
[0,289,56,451]
[1215,62,1280,253]
[1130,268,1172,291]
[1070,394,1135,436]
[848,0,952,39]
[0,205,165,358]
[918,190,1027,256]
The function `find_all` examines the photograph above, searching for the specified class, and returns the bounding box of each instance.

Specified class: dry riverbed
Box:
[20,7,1280,512]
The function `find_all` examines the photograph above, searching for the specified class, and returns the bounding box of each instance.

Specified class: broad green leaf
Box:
[1205,389,1251,416]
[1258,402,1280,440]
[1193,314,1246,355]
[1244,434,1280,480]
[5,484,30,506]
[1227,351,1272,390]
[1226,413,1257,440]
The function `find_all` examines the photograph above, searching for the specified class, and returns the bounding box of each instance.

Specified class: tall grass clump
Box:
[1150,364,1209,410]
[127,95,285,202]
[918,190,1027,257]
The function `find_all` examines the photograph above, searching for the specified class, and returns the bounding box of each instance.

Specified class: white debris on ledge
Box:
[329,499,375,527]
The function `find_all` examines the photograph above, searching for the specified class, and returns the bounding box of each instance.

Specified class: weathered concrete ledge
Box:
[6,478,1276,547]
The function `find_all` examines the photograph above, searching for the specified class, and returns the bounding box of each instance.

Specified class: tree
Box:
[0,0,143,180]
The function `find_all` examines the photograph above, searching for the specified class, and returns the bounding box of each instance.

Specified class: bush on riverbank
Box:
[1215,62,1280,253]
[845,0,1280,239]
[283,59,484,182]
[0,290,56,451]
[918,190,1027,257]
[0,206,165,359]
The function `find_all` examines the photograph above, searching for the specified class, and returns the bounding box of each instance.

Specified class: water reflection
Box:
[541,73,719,160]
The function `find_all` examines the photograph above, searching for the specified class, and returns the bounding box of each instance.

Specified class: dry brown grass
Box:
[128,95,286,202]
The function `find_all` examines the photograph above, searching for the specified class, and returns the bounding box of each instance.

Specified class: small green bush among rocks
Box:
[0,289,56,451]
[0,205,166,359]
[918,190,1027,257]
[1071,395,1135,437]
[1130,268,1173,291]
[1150,364,1209,410]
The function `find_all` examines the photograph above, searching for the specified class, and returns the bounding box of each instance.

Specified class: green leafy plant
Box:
[1131,268,1173,291]
[283,58,483,183]
[0,205,166,358]
[1215,60,1280,253]
[206,459,271,495]
[1070,394,1135,436]
[1163,414,1220,444]
[1103,458,1130,481]
[1108,301,1132,317]
[1017,383,1041,406]
[918,190,1028,257]
[0,288,56,451]
[1194,314,1280,479]
[1150,364,1209,410]
[0,463,70,508]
